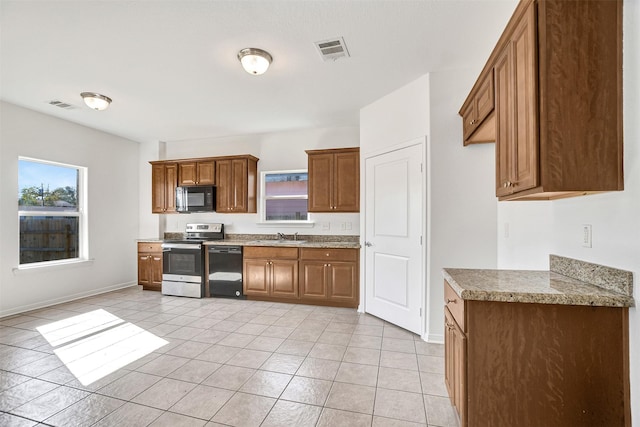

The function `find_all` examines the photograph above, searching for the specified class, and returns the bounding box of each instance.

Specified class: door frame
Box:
[359,136,429,339]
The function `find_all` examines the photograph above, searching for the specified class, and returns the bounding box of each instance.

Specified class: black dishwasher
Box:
[208,246,244,298]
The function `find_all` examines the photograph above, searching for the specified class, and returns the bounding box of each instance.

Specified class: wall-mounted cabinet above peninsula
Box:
[149,155,258,214]
[460,0,623,201]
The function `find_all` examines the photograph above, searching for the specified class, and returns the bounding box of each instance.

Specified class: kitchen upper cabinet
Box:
[151,162,177,213]
[243,246,299,299]
[137,242,163,291]
[494,5,537,198]
[460,69,495,145]
[460,0,623,201]
[299,248,358,308]
[216,156,258,213]
[307,148,359,212]
[178,160,215,186]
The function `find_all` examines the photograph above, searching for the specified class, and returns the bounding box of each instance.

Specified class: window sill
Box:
[256,221,315,228]
[12,258,95,275]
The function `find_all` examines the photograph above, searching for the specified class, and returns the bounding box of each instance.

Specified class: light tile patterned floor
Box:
[0,287,459,426]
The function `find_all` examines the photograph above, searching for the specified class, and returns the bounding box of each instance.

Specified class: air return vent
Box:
[48,100,75,110]
[314,37,350,61]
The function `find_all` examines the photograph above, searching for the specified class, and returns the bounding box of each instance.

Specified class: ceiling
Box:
[0,0,517,144]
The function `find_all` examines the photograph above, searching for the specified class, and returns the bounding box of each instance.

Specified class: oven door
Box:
[161,243,204,297]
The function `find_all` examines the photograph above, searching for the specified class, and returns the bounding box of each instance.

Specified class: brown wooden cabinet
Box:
[299,248,358,308]
[460,69,495,145]
[307,148,359,212]
[216,156,258,213]
[151,162,177,213]
[444,279,630,426]
[460,0,623,201]
[178,160,215,186]
[243,246,299,299]
[137,242,163,291]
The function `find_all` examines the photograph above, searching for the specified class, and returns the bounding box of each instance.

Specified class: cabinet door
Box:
[197,161,216,185]
[327,262,357,302]
[307,153,333,212]
[495,3,537,197]
[243,259,270,296]
[271,259,299,299]
[230,158,248,212]
[150,255,163,288]
[164,164,178,213]
[151,164,167,213]
[334,151,359,212]
[300,261,328,299]
[138,255,151,286]
[178,162,198,186]
[216,159,232,212]
[453,321,467,425]
[444,308,456,403]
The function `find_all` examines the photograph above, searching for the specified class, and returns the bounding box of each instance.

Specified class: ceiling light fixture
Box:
[237,48,272,75]
[80,92,112,111]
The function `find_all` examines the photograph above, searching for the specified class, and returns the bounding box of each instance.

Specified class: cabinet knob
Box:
[446,298,456,304]
[503,181,513,188]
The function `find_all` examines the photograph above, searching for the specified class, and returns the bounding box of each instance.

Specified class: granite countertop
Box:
[204,240,360,249]
[443,256,634,308]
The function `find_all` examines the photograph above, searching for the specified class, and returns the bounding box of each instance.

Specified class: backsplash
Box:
[163,232,359,243]
[550,254,633,297]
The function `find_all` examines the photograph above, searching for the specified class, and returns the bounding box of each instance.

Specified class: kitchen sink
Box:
[247,240,307,245]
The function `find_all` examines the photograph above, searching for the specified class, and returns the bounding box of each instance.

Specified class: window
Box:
[18,157,87,266]
[261,170,309,222]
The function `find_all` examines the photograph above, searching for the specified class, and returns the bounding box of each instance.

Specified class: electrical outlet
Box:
[582,224,592,248]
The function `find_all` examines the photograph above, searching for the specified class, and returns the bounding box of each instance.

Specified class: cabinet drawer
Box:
[138,242,162,253]
[299,248,358,262]
[445,280,466,332]
[244,246,298,259]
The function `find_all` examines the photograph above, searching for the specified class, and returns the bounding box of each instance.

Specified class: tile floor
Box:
[0,287,459,427]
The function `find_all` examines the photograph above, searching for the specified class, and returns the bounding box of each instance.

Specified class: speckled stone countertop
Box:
[139,234,360,249]
[443,255,634,307]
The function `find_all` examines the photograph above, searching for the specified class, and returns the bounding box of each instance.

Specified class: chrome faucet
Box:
[277,232,286,240]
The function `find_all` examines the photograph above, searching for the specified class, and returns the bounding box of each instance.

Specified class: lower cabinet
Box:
[242,246,359,308]
[138,242,163,291]
[444,279,630,426]
[243,247,299,299]
[299,248,358,308]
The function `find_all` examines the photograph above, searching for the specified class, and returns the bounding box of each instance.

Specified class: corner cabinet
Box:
[307,148,359,212]
[460,0,623,201]
[216,156,258,213]
[138,242,163,291]
[151,162,177,213]
[443,279,631,426]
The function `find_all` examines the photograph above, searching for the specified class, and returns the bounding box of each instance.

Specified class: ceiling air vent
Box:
[48,100,75,110]
[314,37,350,62]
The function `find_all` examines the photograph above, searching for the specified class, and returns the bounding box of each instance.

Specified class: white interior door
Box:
[364,143,423,334]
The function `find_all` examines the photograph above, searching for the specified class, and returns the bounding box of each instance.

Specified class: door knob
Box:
[365,241,373,247]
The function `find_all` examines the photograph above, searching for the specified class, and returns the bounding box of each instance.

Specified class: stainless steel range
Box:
[161,223,223,298]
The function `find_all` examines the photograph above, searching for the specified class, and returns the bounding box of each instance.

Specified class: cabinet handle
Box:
[446,298,456,304]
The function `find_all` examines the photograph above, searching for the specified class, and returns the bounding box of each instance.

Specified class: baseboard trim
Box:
[0,281,138,318]
[424,332,444,344]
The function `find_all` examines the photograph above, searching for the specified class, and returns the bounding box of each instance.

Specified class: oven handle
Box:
[161,243,202,250]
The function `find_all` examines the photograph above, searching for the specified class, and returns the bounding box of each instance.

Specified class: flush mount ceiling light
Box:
[80,92,112,111]
[237,48,272,75]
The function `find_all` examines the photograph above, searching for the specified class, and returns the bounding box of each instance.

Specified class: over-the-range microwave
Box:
[176,185,216,213]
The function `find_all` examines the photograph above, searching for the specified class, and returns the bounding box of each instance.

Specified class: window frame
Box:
[17,156,89,268]
[259,169,313,225]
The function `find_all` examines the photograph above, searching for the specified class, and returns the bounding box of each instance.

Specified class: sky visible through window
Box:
[18,159,77,198]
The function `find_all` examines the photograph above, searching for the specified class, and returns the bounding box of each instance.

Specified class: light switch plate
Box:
[582,224,592,248]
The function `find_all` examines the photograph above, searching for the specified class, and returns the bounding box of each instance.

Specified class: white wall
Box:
[0,101,140,317]
[496,0,640,419]
[138,126,360,237]
[359,74,497,341]
[427,70,497,342]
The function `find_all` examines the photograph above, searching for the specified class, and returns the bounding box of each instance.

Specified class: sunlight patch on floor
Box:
[36,309,167,385]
